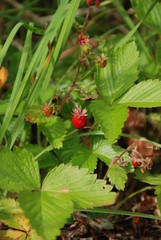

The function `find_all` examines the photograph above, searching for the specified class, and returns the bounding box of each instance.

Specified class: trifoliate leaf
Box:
[0,147,40,192]
[108,164,127,190]
[118,79,161,107]
[95,42,138,104]
[71,144,97,172]
[19,164,116,240]
[90,100,128,143]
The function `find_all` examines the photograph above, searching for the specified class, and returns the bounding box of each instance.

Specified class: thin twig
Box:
[103,144,135,180]
[57,61,82,113]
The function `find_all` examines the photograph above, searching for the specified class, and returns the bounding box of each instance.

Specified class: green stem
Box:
[34,145,53,160]
[115,186,155,209]
[77,207,161,220]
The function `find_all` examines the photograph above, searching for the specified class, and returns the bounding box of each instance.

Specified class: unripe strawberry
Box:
[72,106,87,129]
[43,104,53,117]
[95,53,107,68]
[86,0,92,6]
[132,160,138,168]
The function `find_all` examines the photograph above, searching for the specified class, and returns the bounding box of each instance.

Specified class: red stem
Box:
[57,61,82,112]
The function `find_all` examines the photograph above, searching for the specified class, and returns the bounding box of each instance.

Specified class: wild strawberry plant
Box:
[0,0,161,239]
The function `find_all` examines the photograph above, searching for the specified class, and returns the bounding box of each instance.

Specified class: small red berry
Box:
[95,0,100,6]
[132,160,138,168]
[43,105,53,117]
[72,106,87,129]
[86,0,92,6]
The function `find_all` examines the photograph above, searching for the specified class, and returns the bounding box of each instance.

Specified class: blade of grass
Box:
[113,0,151,60]
[9,0,81,148]
[0,22,23,66]
[114,0,158,50]
[0,24,33,147]
[3,23,33,122]
[78,208,161,220]
[121,133,161,148]
[115,186,154,209]
[0,1,69,145]
[42,0,82,91]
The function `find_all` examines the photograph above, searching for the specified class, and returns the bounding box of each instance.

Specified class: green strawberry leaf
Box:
[95,41,139,104]
[39,117,66,149]
[71,144,97,172]
[24,144,59,169]
[90,100,128,143]
[91,136,130,166]
[55,131,80,164]
[42,164,116,209]
[0,198,29,231]
[0,229,26,240]
[0,147,40,192]
[26,106,66,149]
[118,79,161,107]
[19,164,116,240]
[19,191,73,240]
[108,164,127,190]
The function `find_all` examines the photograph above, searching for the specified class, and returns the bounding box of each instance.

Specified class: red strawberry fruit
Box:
[72,106,87,129]
[86,0,92,6]
[43,104,53,117]
[132,160,138,168]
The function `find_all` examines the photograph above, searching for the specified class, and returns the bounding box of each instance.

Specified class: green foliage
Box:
[24,144,59,169]
[155,40,161,65]
[131,0,161,33]
[0,147,116,240]
[39,117,66,149]
[91,137,130,166]
[95,42,139,104]
[135,171,161,212]
[90,100,129,143]
[108,164,127,190]
[26,105,66,149]
[71,144,97,172]
[0,198,41,239]
[0,198,28,231]
[1,0,161,238]
[19,164,116,240]
[155,186,161,212]
[0,147,40,192]
[118,79,161,107]
[19,191,73,240]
